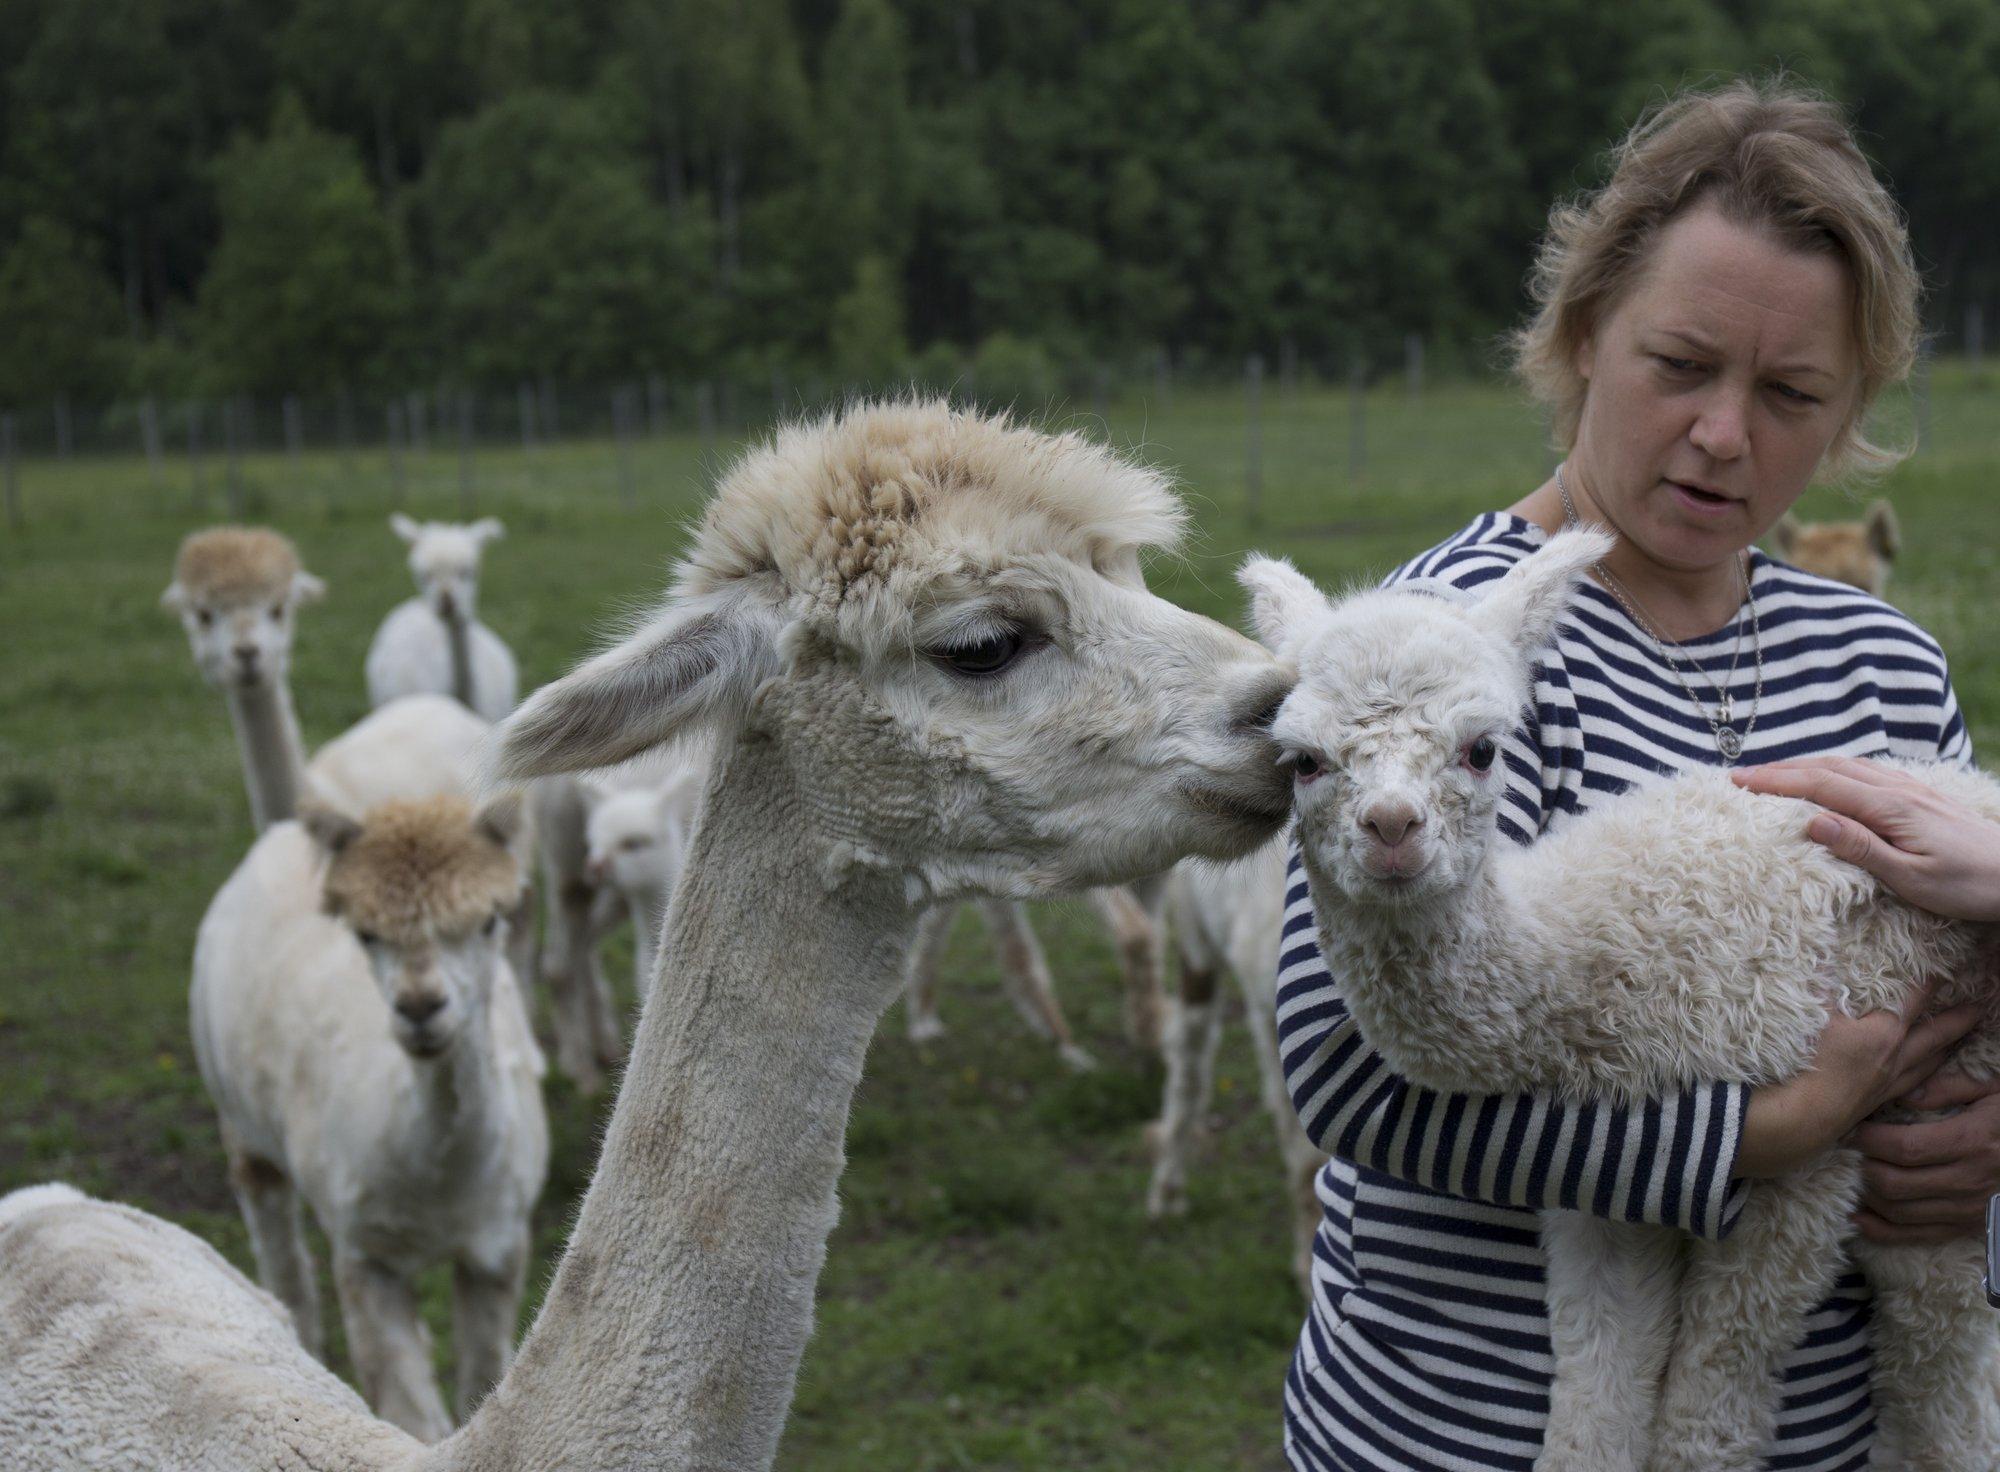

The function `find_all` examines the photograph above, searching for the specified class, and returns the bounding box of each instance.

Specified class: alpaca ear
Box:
[475,790,524,849]
[470,517,505,545]
[1478,527,1610,659]
[300,801,362,856]
[1864,500,1899,561]
[161,580,188,612]
[493,586,783,782]
[292,571,327,604]
[575,774,616,809]
[389,513,423,544]
[1236,555,1329,657]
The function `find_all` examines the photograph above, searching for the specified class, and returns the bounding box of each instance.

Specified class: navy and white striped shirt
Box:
[1279,512,1972,1472]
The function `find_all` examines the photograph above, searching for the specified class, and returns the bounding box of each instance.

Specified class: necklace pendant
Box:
[1719,693,1733,726]
[1716,726,1743,761]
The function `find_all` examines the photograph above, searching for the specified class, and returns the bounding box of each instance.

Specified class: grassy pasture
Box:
[1,372,1995,1469]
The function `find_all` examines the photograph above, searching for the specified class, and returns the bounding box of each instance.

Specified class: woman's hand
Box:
[1735,982,1981,1179]
[1849,1069,2000,1244]
[1732,755,2000,922]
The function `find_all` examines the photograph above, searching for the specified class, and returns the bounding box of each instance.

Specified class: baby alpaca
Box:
[366,515,519,721]
[580,762,705,1003]
[1245,528,2000,1472]
[1771,498,1899,595]
[191,793,548,1440]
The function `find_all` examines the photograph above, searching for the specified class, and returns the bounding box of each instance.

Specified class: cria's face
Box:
[1273,601,1518,907]
[584,791,676,895]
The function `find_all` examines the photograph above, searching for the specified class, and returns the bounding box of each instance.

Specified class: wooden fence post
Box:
[1348,352,1367,484]
[386,401,407,505]
[3,414,20,531]
[186,401,206,512]
[140,396,164,488]
[457,390,476,515]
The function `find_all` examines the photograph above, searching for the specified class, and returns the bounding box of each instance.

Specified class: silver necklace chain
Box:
[1554,464,1763,763]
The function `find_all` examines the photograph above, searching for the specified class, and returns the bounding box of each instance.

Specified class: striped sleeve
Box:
[1275,849,1749,1238]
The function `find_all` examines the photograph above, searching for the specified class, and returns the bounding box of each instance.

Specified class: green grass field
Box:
[2,373,1995,1469]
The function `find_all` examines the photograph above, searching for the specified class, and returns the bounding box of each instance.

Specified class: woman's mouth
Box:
[1668,480,1737,515]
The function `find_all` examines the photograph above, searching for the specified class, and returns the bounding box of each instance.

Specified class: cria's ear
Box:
[493,586,783,782]
[470,517,505,546]
[160,580,188,612]
[389,513,423,544]
[1237,555,1329,657]
[1478,527,1611,659]
[1864,500,1899,561]
[292,571,326,604]
[1770,514,1801,558]
[475,790,524,850]
[299,801,362,857]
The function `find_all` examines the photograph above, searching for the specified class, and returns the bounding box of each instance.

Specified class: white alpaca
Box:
[0,400,1293,1470]
[365,515,519,722]
[191,792,548,1441]
[900,882,1169,1071]
[1243,528,2000,1472]
[1144,837,1327,1289]
[162,526,497,827]
[579,762,705,1002]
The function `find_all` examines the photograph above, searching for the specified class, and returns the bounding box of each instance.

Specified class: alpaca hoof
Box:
[1146,1172,1188,1218]
[908,1016,947,1045]
[1058,1044,1097,1073]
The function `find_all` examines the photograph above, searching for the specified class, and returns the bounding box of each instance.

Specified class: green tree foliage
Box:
[0,217,128,404]
[197,96,408,393]
[4,0,1998,398]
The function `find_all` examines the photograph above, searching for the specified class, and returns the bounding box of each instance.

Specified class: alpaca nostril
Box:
[234,644,258,663]
[1362,808,1422,848]
[1234,670,1294,735]
[395,993,446,1024]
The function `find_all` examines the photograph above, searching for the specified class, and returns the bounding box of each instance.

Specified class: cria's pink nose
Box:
[1360,803,1422,848]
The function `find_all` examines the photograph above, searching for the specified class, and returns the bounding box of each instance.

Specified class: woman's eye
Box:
[1464,736,1497,772]
[1658,355,1701,373]
[933,630,1025,677]
[1770,381,1819,405]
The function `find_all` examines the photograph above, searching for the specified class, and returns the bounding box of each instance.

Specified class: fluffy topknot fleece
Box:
[172,527,308,606]
[679,399,1187,627]
[315,795,523,942]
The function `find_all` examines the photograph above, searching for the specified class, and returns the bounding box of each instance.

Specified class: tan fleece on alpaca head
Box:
[315,795,523,942]
[172,527,307,606]
[680,399,1187,621]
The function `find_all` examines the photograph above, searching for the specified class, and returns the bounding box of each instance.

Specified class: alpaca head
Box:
[1241,528,1611,909]
[580,773,700,898]
[495,400,1293,900]
[1770,499,1898,596]
[304,793,526,1059]
[162,527,326,690]
[391,514,503,625]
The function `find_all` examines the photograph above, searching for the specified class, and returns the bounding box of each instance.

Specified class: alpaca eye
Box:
[1465,736,1498,773]
[620,835,652,851]
[269,605,284,621]
[1284,750,1322,783]
[933,630,1025,677]
[196,609,214,628]
[354,929,380,947]
[482,914,501,936]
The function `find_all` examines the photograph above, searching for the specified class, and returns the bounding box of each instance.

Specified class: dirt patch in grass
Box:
[3,1083,234,1218]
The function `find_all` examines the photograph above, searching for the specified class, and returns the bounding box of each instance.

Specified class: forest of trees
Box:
[2,0,1997,412]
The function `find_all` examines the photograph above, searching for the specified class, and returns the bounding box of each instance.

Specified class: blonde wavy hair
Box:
[1511,78,1920,477]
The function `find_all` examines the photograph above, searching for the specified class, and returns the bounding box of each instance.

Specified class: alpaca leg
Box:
[1537,1213,1682,1472]
[1852,1235,2000,1471]
[333,1250,453,1442]
[226,1147,323,1359]
[903,902,958,1044]
[543,878,615,1094]
[1146,955,1223,1218]
[979,898,1094,1071]
[452,1234,530,1421]
[1094,882,1166,1051]
[1235,965,1328,1290]
[1645,1155,1860,1472]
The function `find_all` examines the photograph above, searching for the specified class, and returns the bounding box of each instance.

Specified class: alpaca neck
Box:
[223,675,308,830]
[428,738,916,1472]
[443,611,476,711]
[627,885,669,1001]
[402,993,507,1177]
[1307,855,1543,1093]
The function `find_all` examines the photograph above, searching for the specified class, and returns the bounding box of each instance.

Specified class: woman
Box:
[1277,81,1982,1472]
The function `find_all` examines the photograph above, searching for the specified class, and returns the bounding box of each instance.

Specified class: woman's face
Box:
[1571,200,1859,574]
